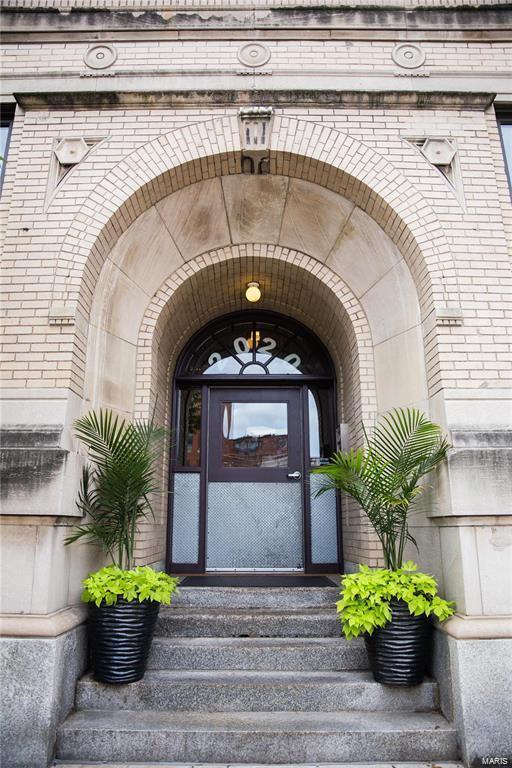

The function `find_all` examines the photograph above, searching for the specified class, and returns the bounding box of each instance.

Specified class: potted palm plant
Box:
[312,407,455,685]
[65,410,179,684]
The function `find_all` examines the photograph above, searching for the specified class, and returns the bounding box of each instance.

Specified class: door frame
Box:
[166,311,343,575]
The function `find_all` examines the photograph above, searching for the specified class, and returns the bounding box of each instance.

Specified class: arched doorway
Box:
[168,311,341,574]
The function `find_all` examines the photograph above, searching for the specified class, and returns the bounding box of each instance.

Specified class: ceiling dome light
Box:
[245,281,261,303]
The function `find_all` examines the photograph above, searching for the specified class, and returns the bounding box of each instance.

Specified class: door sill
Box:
[205,568,304,573]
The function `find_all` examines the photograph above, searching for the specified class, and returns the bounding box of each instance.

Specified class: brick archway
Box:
[53,115,454,396]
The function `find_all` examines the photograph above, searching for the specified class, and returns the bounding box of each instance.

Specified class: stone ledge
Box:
[0,604,87,638]
[432,515,512,526]
[14,88,495,111]
[438,613,512,640]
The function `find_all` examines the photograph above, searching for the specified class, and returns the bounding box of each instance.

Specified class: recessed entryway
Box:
[168,311,341,575]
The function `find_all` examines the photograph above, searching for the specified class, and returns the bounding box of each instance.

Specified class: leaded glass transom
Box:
[178,314,333,377]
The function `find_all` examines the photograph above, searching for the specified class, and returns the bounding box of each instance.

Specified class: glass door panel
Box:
[207,388,304,570]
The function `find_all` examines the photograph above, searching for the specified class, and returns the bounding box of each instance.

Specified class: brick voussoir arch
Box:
[133,244,377,429]
[54,115,452,399]
[53,114,451,314]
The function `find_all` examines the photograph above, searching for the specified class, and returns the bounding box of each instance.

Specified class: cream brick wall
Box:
[2,107,510,398]
[1,3,511,586]
[2,41,512,75]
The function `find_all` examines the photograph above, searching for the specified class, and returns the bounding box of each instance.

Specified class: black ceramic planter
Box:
[364,599,432,685]
[88,598,160,684]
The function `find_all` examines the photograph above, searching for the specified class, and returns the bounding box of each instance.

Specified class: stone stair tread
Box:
[80,668,429,685]
[55,763,464,768]
[148,634,368,671]
[151,636,357,647]
[75,669,437,712]
[58,708,458,761]
[161,607,338,615]
[60,708,455,733]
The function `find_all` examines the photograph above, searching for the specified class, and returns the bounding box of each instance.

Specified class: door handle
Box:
[287,471,302,479]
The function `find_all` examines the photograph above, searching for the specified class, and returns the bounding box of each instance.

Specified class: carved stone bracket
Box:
[238,106,274,175]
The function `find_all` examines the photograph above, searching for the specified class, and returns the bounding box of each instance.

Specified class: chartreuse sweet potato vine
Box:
[82,565,179,607]
[338,562,455,640]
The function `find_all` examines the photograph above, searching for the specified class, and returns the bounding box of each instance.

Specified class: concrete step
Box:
[173,586,339,609]
[156,607,341,637]
[147,636,368,671]
[56,710,459,763]
[75,669,438,713]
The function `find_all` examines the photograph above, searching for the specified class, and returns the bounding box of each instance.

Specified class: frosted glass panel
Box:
[309,474,338,564]
[172,473,200,563]
[207,482,303,570]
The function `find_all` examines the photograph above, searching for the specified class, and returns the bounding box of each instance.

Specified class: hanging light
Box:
[245,281,261,302]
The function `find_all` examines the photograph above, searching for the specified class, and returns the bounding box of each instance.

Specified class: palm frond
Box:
[67,409,165,568]
[312,407,449,569]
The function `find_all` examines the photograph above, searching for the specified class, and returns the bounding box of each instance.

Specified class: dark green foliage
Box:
[312,408,449,570]
[65,409,165,569]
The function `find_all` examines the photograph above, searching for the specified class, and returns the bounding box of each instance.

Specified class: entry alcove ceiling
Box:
[86,174,426,434]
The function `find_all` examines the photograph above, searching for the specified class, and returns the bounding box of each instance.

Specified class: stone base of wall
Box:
[432,627,512,767]
[0,624,87,768]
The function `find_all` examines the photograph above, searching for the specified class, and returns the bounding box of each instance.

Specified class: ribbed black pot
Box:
[88,598,160,684]
[364,599,432,685]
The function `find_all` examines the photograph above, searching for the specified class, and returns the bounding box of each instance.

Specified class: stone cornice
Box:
[3,0,511,8]
[13,88,495,111]
[1,5,511,40]
[0,605,87,638]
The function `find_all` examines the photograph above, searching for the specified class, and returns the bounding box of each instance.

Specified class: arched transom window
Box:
[177,314,333,378]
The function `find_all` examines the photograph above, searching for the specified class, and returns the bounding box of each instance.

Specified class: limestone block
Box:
[373,325,428,412]
[436,516,512,615]
[93,330,137,415]
[222,174,288,244]
[0,521,99,614]
[280,179,354,262]
[443,443,512,518]
[155,178,231,260]
[475,525,512,614]
[0,525,37,614]
[0,388,79,431]
[0,428,84,517]
[93,260,150,345]
[360,259,420,345]
[110,205,184,298]
[326,207,401,298]
[443,391,512,430]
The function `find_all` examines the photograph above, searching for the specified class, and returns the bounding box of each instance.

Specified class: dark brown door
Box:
[206,387,304,570]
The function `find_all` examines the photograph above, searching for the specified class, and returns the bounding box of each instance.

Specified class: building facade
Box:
[1,1,511,766]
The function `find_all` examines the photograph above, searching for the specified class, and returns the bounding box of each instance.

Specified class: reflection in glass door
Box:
[207,388,304,571]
